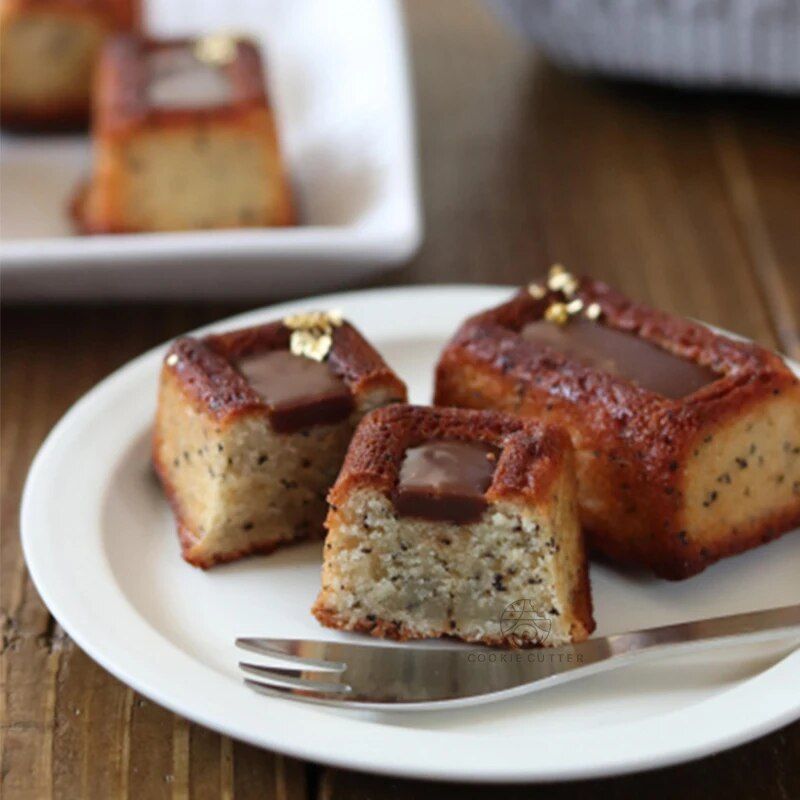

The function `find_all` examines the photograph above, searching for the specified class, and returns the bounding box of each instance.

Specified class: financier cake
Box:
[435,266,800,580]
[313,404,594,647]
[75,33,294,233]
[154,311,407,568]
[0,0,140,130]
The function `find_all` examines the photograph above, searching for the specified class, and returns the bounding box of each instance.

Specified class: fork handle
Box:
[454,605,800,707]
[539,604,800,691]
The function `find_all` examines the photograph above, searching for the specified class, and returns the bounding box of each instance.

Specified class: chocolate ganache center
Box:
[520,317,716,399]
[394,440,498,524]
[236,349,353,433]
[148,47,233,109]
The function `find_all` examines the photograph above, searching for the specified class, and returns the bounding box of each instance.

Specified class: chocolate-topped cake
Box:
[435,267,800,579]
[1,0,141,131]
[153,312,407,568]
[312,405,594,647]
[74,34,294,233]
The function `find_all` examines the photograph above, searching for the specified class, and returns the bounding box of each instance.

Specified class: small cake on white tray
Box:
[75,34,294,233]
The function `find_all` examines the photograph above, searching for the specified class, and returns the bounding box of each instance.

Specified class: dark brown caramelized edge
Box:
[437,277,797,462]
[328,404,573,510]
[0,102,92,132]
[161,318,407,426]
[8,0,140,24]
[435,277,800,578]
[94,34,269,134]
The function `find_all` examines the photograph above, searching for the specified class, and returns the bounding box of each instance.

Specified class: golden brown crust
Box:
[567,547,594,640]
[328,404,573,510]
[439,279,793,450]
[163,318,407,427]
[435,277,800,579]
[590,503,800,580]
[312,604,593,649]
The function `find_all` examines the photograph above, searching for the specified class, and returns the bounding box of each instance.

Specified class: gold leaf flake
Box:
[528,283,546,299]
[544,302,569,325]
[283,310,343,332]
[566,298,584,315]
[585,302,602,320]
[283,309,343,361]
[546,264,578,297]
[290,331,332,362]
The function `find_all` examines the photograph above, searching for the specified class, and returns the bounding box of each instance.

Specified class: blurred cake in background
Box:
[487,0,800,93]
[74,33,295,233]
[0,0,141,130]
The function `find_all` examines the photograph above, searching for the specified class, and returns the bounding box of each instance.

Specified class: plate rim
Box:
[20,284,800,783]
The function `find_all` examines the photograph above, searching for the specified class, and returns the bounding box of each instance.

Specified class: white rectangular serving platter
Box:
[0,0,420,301]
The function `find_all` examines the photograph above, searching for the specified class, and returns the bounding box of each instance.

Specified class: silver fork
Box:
[236,604,800,711]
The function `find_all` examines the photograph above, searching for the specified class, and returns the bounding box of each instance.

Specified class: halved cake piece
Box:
[0,0,140,130]
[435,266,800,579]
[75,33,294,233]
[313,405,594,647]
[153,311,407,568]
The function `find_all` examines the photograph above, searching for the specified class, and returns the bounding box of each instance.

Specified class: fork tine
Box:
[239,662,349,693]
[244,679,353,707]
[244,664,335,680]
[235,638,345,671]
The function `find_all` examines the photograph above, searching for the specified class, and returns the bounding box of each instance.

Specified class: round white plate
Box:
[22,285,800,783]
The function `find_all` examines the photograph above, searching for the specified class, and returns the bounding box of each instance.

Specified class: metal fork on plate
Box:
[236,604,800,711]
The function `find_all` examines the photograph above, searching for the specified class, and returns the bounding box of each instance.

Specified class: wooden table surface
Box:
[2,2,799,797]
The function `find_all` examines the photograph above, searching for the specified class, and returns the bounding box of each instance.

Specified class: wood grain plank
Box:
[232,741,308,800]
[185,723,220,800]
[399,0,546,286]
[400,0,786,349]
[0,305,247,800]
[126,695,175,799]
[515,72,780,343]
[2,338,73,800]
[320,719,800,800]
[711,109,800,358]
[51,648,131,798]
